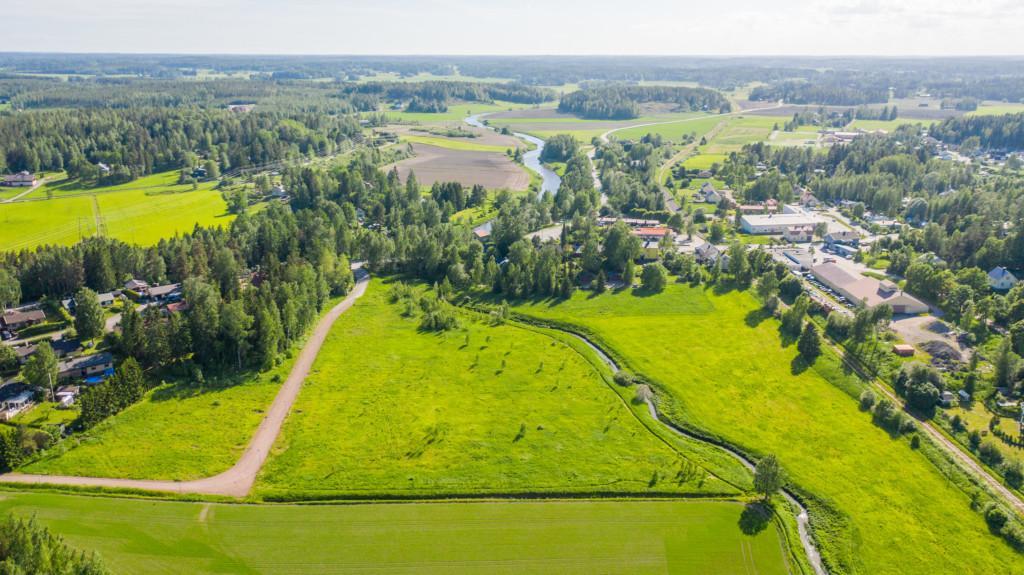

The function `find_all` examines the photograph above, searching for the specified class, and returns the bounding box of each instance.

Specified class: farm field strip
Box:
[0,493,790,575]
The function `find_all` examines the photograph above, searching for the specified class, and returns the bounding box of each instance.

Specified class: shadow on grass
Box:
[739,501,773,535]
[745,307,772,328]
[790,355,812,375]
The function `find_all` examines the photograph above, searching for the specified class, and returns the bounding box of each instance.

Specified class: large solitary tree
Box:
[73,287,105,341]
[754,454,784,501]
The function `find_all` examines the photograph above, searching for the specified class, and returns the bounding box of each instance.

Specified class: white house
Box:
[783,225,814,243]
[741,206,823,235]
[988,267,1019,291]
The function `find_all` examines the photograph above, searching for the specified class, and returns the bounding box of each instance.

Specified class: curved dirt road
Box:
[0,270,370,497]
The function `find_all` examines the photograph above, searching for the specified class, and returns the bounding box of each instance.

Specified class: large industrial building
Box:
[810,262,929,314]
[740,205,823,235]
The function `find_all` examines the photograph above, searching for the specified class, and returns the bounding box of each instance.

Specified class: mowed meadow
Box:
[0,170,236,250]
[511,283,1023,575]
[255,281,738,499]
[0,492,791,575]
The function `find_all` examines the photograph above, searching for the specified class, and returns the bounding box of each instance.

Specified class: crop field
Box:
[682,153,729,171]
[702,116,779,154]
[510,283,1022,575]
[376,101,539,124]
[485,108,713,141]
[256,282,738,499]
[612,115,724,142]
[969,103,1024,116]
[0,492,789,575]
[385,143,531,191]
[0,170,236,250]
[399,134,513,153]
[21,357,296,481]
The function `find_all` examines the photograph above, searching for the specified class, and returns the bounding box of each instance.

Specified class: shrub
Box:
[634,383,653,405]
[978,440,1004,466]
[910,434,921,449]
[859,389,876,411]
[984,504,1009,531]
[613,372,637,387]
[1003,460,1024,489]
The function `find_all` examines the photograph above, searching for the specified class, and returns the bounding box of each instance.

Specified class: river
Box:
[464,114,561,198]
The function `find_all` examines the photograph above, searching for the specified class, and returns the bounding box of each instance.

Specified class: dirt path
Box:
[0,270,370,497]
[1,177,46,203]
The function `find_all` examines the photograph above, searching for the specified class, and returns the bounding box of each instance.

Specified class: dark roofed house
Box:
[2,171,37,187]
[146,283,182,303]
[825,231,861,247]
[1,309,46,331]
[124,279,150,292]
[58,353,114,382]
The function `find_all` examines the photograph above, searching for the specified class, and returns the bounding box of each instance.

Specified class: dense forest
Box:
[930,113,1024,150]
[0,515,107,574]
[0,107,360,178]
[344,81,553,106]
[750,78,891,106]
[558,86,731,119]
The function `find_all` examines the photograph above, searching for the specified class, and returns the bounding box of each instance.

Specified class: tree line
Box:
[558,86,730,120]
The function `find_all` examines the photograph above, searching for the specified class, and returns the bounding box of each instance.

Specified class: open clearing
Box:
[486,108,713,141]
[385,143,530,191]
[21,360,291,481]
[511,283,1022,575]
[0,492,789,575]
[0,170,236,250]
[256,281,737,499]
[375,101,540,124]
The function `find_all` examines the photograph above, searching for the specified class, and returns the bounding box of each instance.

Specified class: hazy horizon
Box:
[5,0,1024,56]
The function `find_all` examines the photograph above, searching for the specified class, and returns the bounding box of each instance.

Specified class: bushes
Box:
[978,440,1004,467]
[859,389,876,411]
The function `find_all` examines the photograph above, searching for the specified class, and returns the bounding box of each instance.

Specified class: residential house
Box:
[58,353,114,382]
[988,267,1019,291]
[124,279,150,292]
[0,309,46,331]
[697,169,713,178]
[145,283,182,303]
[783,225,815,243]
[165,301,190,314]
[641,241,661,261]
[1,391,33,420]
[795,186,819,208]
[695,243,728,267]
[2,171,37,187]
[825,231,861,247]
[632,226,673,242]
[97,162,111,174]
[596,217,660,228]
[698,182,722,205]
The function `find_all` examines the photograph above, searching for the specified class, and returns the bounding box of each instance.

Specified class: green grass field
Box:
[0,492,790,575]
[612,115,724,142]
[378,101,537,124]
[256,281,738,499]
[682,154,729,171]
[968,103,1024,116]
[400,134,512,153]
[0,170,236,250]
[21,356,297,481]
[510,283,1022,575]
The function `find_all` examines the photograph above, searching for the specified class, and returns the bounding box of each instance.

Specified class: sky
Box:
[3,0,1023,56]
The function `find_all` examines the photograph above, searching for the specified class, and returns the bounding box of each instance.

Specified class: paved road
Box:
[0,270,370,497]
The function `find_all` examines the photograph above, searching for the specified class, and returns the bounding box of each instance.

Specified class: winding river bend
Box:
[465,113,561,197]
